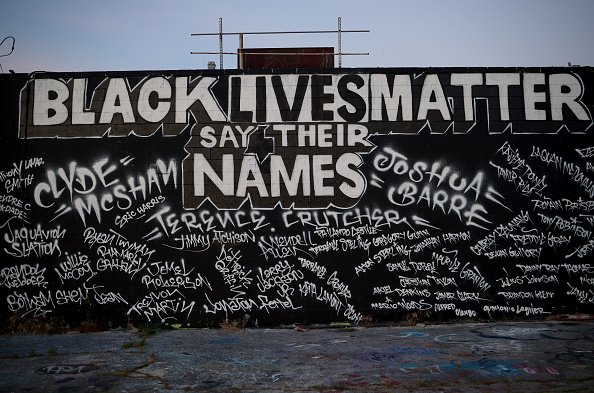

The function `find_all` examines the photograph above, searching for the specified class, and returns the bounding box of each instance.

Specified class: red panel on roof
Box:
[239,47,334,69]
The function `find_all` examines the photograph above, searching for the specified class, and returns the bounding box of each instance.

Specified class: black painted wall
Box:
[1,67,593,327]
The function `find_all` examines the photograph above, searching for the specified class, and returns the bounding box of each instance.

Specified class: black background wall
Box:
[1,67,593,327]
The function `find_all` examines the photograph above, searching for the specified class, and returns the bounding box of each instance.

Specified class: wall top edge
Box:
[2,66,593,80]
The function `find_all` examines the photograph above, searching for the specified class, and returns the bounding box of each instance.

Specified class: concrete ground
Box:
[0,320,593,392]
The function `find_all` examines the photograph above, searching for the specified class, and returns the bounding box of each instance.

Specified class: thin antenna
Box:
[338,17,342,68]
[218,18,223,69]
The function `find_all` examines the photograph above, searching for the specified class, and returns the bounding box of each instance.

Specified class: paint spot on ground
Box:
[38,364,99,374]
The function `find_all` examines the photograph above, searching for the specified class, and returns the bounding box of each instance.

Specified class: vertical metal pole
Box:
[338,17,342,68]
[239,33,244,70]
[219,17,224,69]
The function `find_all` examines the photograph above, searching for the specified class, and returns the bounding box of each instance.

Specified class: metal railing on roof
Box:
[191,17,369,69]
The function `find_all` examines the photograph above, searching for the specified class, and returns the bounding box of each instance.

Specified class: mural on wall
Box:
[1,67,593,326]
